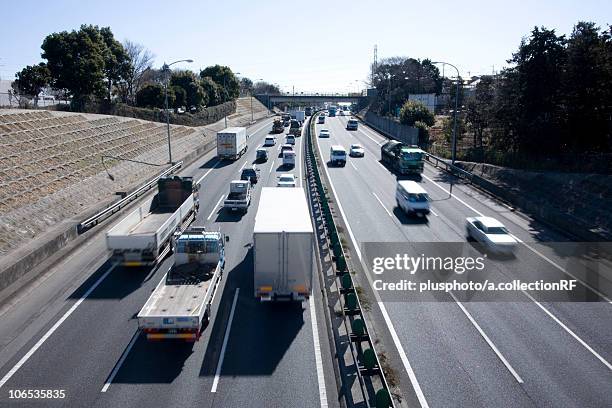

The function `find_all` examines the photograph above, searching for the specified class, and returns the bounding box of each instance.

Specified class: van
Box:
[346,118,358,130]
[283,150,296,168]
[395,180,430,215]
[330,145,347,166]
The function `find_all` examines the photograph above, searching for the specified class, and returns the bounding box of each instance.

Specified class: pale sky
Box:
[0,0,610,93]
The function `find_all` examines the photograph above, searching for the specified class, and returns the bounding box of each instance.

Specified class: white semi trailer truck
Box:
[137,227,226,341]
[253,187,314,301]
[106,176,199,266]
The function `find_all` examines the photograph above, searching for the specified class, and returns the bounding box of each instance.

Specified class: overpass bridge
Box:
[255,93,368,108]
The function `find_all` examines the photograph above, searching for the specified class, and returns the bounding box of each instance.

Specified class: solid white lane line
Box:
[269,160,275,174]
[421,173,484,216]
[211,288,240,392]
[101,329,140,392]
[207,195,225,221]
[309,296,328,408]
[0,263,118,389]
[448,293,524,383]
[430,208,439,217]
[422,164,612,359]
[196,160,222,185]
[239,161,247,172]
[522,290,612,371]
[315,134,430,408]
[349,161,358,171]
[372,192,394,219]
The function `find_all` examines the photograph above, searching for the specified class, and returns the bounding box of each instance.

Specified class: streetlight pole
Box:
[162,58,193,164]
[432,61,460,164]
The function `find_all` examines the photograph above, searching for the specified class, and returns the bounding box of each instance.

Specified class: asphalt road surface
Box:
[0,117,338,408]
[314,112,612,408]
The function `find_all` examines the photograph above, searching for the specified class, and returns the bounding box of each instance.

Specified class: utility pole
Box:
[163,59,193,164]
[433,61,460,164]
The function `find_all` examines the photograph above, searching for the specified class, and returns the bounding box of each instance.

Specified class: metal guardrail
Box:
[306,112,394,408]
[424,152,475,181]
[77,161,183,233]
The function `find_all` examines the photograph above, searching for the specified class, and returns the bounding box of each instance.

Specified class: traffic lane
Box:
[465,301,612,407]
[0,258,172,407]
[0,118,275,406]
[90,123,306,407]
[203,119,334,406]
[325,116,612,404]
[314,119,541,407]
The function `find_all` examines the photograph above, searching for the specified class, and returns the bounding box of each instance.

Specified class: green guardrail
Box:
[305,112,394,408]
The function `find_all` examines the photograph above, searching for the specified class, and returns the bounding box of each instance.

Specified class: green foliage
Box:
[40,24,132,109]
[253,81,281,95]
[136,83,171,108]
[170,70,207,108]
[399,100,435,127]
[171,86,187,108]
[199,65,239,102]
[200,76,223,106]
[463,21,612,157]
[372,57,442,115]
[12,63,51,101]
[413,121,431,146]
[441,116,466,144]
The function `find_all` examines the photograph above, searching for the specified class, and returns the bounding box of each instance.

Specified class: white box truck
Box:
[138,227,226,341]
[106,176,199,266]
[253,187,314,301]
[217,127,248,160]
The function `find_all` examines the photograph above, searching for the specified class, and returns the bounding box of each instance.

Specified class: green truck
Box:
[380,141,425,175]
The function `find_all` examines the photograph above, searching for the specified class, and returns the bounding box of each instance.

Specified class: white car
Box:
[466,216,518,254]
[264,136,276,146]
[277,174,296,187]
[286,135,296,145]
[319,129,330,138]
[349,144,365,157]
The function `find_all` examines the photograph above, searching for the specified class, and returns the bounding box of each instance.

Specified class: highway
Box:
[0,117,338,407]
[314,113,612,408]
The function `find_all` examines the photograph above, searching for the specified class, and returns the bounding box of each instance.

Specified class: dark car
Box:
[256,148,268,162]
[240,166,260,184]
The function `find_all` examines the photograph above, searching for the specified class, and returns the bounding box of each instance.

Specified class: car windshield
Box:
[401,151,423,161]
[486,227,509,234]
[280,176,293,182]
[351,144,362,149]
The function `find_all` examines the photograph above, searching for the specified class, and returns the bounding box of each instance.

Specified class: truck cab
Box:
[137,227,226,341]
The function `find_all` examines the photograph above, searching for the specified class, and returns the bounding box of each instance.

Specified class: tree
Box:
[399,100,435,127]
[465,76,495,148]
[136,83,171,108]
[170,70,207,108]
[505,26,567,153]
[42,25,108,107]
[239,77,253,96]
[562,22,611,152]
[171,86,187,108]
[201,76,223,106]
[99,27,132,100]
[199,65,239,102]
[118,40,154,104]
[12,63,50,106]
[372,57,442,115]
[253,81,281,95]
[41,25,131,109]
